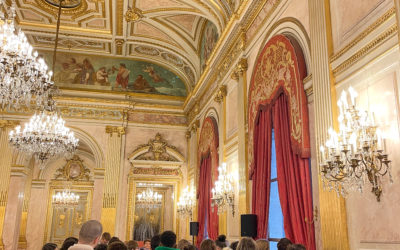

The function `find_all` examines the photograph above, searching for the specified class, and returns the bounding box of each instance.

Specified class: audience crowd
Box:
[42,220,306,250]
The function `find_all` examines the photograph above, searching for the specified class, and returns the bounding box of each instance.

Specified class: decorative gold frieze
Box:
[214,85,227,103]
[132,166,182,176]
[54,155,91,181]
[105,126,126,137]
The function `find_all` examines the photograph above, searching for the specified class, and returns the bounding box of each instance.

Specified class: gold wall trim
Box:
[332,24,398,76]
[330,7,396,62]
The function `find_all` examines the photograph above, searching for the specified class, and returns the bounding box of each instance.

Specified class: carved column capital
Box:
[231,58,248,80]
[190,119,200,133]
[0,120,19,130]
[105,126,126,137]
[214,85,227,103]
[186,130,192,139]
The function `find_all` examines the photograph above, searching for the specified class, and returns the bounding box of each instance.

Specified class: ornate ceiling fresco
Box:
[14,0,239,100]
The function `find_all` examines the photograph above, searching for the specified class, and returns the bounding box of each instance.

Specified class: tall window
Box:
[268,130,285,250]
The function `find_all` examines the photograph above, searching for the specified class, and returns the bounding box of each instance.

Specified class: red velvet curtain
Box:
[272,93,316,250]
[251,107,272,239]
[197,153,218,245]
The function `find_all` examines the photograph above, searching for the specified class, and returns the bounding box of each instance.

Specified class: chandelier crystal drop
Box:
[52,189,79,208]
[8,111,79,167]
[319,87,392,201]
[177,186,195,219]
[0,0,56,110]
[211,163,235,216]
[136,187,162,209]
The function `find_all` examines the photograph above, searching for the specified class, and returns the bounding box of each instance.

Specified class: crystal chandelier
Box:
[9,111,79,166]
[177,186,195,219]
[211,163,235,216]
[0,0,56,110]
[136,188,162,209]
[319,87,392,201]
[52,188,79,208]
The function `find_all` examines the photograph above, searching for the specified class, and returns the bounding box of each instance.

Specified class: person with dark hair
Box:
[151,234,161,250]
[142,239,152,250]
[255,240,269,250]
[200,239,216,250]
[287,244,306,250]
[95,244,108,250]
[237,238,256,250]
[215,235,227,250]
[109,237,121,245]
[177,239,190,250]
[108,241,128,250]
[101,232,112,245]
[277,238,292,250]
[60,237,78,250]
[127,240,139,250]
[230,241,239,250]
[156,231,178,250]
[183,245,196,250]
[42,243,58,250]
[69,220,103,250]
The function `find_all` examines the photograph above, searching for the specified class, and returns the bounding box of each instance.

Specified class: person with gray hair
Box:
[69,220,103,250]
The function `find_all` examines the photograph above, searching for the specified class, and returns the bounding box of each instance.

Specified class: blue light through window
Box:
[268,130,285,250]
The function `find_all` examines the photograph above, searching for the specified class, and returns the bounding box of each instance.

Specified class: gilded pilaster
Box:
[101,126,126,235]
[309,0,350,249]
[231,58,249,216]
[0,121,19,249]
[214,85,228,235]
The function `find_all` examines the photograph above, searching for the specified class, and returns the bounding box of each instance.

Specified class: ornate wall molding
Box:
[54,155,91,181]
[214,85,227,103]
[132,166,182,176]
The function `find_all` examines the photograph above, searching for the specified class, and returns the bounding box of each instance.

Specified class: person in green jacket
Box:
[155,231,179,250]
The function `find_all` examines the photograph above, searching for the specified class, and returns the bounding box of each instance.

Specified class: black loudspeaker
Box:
[190,222,199,236]
[241,214,257,237]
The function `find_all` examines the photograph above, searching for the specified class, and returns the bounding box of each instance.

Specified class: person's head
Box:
[177,239,190,250]
[200,239,216,250]
[109,237,121,245]
[277,238,292,250]
[108,241,128,250]
[160,231,176,248]
[230,241,239,250]
[120,63,126,69]
[94,244,108,250]
[127,240,139,250]
[255,240,269,250]
[61,237,78,250]
[287,244,306,250]
[183,245,197,250]
[42,243,58,250]
[215,235,227,250]
[78,220,103,247]
[237,237,256,250]
[144,239,151,249]
[151,234,161,250]
[101,232,111,244]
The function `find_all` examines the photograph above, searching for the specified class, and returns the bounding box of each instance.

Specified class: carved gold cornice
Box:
[214,85,227,103]
[231,58,248,80]
[132,166,182,177]
[332,24,398,76]
[105,126,126,136]
[330,7,396,62]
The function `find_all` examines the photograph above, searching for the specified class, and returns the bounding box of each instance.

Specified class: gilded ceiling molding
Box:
[330,7,396,62]
[115,38,125,55]
[214,85,227,103]
[125,7,143,22]
[332,24,398,77]
[116,0,124,36]
[0,120,19,129]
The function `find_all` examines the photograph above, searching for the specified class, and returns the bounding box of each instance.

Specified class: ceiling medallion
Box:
[125,7,143,22]
[44,0,81,8]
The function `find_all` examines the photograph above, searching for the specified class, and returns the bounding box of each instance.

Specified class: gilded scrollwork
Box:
[132,167,181,176]
[54,155,91,181]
